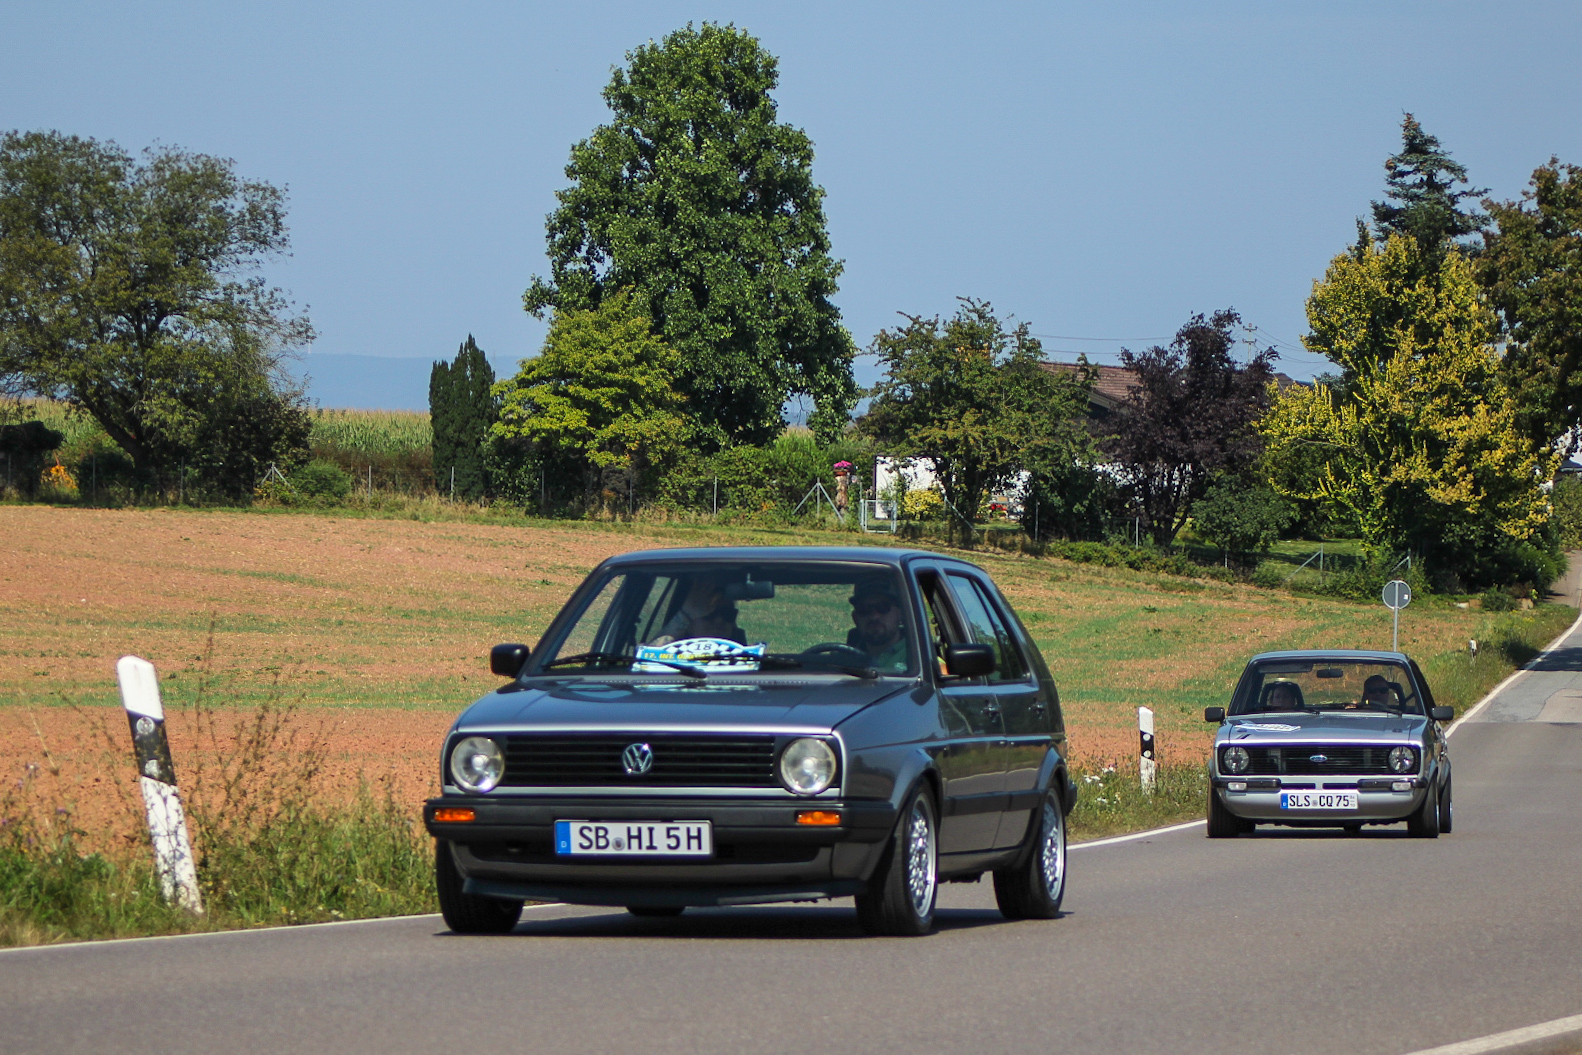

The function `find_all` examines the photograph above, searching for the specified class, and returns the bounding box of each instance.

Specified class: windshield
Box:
[533,562,917,677]
[1229,659,1423,716]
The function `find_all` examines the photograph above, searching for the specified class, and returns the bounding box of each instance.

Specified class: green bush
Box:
[1249,562,1287,589]
[288,460,353,503]
[1479,589,1516,612]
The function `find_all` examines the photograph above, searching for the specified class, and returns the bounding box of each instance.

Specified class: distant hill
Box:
[288,353,520,411]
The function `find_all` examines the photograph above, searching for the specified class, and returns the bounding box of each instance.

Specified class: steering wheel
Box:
[800,643,871,665]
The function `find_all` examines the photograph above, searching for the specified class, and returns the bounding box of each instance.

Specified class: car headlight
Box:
[1222,745,1251,775]
[1388,746,1417,774]
[779,738,838,795]
[450,736,504,793]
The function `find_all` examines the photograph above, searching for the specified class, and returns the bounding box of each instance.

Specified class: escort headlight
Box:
[1221,745,1251,775]
[779,738,838,795]
[1388,746,1418,774]
[450,736,504,793]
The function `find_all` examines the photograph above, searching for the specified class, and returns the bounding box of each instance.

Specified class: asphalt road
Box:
[7,622,1582,1055]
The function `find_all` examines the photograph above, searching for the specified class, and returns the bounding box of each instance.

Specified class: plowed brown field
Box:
[2,504,1516,850]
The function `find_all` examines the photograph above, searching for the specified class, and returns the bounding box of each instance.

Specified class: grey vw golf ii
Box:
[424,547,1077,936]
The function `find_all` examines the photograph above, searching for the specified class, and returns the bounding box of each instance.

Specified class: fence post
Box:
[116,656,204,915]
[712,477,718,517]
[367,464,372,498]
[450,465,455,502]
[1138,706,1157,792]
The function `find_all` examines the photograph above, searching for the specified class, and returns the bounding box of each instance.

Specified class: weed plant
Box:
[0,646,436,948]
[1068,762,1207,842]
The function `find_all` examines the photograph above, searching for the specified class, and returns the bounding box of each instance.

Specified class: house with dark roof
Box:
[1038,360,1306,419]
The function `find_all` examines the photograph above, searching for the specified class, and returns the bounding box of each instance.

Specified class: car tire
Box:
[1407,781,1441,839]
[855,784,938,936]
[1437,776,1453,834]
[993,786,1066,920]
[435,840,524,934]
[627,906,685,917]
[1207,789,1252,838]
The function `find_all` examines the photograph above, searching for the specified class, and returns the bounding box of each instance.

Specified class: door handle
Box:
[1032,700,1047,713]
[982,701,1001,717]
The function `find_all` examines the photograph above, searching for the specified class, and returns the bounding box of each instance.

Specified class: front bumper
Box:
[1211,776,1427,824]
[424,795,899,906]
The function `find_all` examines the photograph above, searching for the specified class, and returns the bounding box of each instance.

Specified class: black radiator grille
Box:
[500,734,780,787]
[1233,744,1414,776]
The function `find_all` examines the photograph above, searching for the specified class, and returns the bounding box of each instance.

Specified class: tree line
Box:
[3,25,1579,595]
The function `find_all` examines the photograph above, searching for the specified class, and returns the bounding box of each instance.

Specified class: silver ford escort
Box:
[1204,650,1454,837]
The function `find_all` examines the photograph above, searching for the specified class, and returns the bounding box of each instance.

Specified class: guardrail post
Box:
[116,656,204,915]
[1138,706,1157,792]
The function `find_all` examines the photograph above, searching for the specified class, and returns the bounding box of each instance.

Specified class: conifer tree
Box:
[1371,114,1487,260]
[428,336,495,500]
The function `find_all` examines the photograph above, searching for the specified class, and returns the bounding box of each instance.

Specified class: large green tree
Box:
[1480,159,1582,457]
[863,299,1094,544]
[429,335,495,500]
[522,23,857,446]
[0,131,313,495]
[1371,113,1487,260]
[491,292,690,512]
[1262,235,1552,585]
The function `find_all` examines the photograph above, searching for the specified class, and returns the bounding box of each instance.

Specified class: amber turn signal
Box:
[796,810,842,826]
[432,807,476,823]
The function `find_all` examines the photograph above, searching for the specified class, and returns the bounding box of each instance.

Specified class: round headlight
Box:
[1222,745,1251,775]
[779,738,837,795]
[1388,746,1417,774]
[450,736,504,793]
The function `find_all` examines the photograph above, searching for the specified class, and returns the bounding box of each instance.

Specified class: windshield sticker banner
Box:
[636,638,767,672]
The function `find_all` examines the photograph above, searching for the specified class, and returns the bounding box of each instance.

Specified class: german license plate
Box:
[1280,791,1358,810]
[554,820,712,857]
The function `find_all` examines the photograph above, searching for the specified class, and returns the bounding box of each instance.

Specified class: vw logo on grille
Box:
[622,742,654,776]
[1309,754,1330,764]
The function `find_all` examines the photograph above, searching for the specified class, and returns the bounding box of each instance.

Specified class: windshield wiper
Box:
[759,654,879,680]
[541,651,704,680]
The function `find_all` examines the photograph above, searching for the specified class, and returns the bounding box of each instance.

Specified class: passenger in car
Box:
[849,576,909,672]
[653,580,746,645]
[1263,682,1303,712]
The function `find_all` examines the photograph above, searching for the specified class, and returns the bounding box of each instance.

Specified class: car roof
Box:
[597,545,979,569]
[1248,649,1412,663]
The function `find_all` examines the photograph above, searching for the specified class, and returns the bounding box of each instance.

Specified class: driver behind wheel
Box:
[849,576,909,672]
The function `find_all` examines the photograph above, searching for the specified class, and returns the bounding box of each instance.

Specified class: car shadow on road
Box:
[1245,826,1410,839]
[465,905,1032,940]
[1523,645,1582,672]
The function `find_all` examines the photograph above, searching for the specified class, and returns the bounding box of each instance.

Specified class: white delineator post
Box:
[1138,706,1157,792]
[116,656,204,915]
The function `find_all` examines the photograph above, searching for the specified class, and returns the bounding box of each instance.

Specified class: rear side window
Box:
[945,574,1029,682]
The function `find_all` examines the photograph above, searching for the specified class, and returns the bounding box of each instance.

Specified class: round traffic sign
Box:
[1382,579,1412,610]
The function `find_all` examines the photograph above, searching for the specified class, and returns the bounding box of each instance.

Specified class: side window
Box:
[945,574,1029,682]
[917,570,966,673]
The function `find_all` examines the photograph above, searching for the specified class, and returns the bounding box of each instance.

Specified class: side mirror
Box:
[943,643,996,677]
[490,643,531,678]
[1430,706,1454,722]
[1204,706,1226,723]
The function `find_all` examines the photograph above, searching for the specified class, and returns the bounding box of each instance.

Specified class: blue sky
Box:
[5,1,1580,408]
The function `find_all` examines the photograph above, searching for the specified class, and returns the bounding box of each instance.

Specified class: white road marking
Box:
[1447,604,1582,737]
[0,903,570,956]
[1395,1010,1582,1055]
[1070,819,1205,849]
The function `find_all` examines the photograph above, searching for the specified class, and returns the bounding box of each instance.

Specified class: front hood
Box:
[453,677,909,734]
[1218,713,1427,745]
